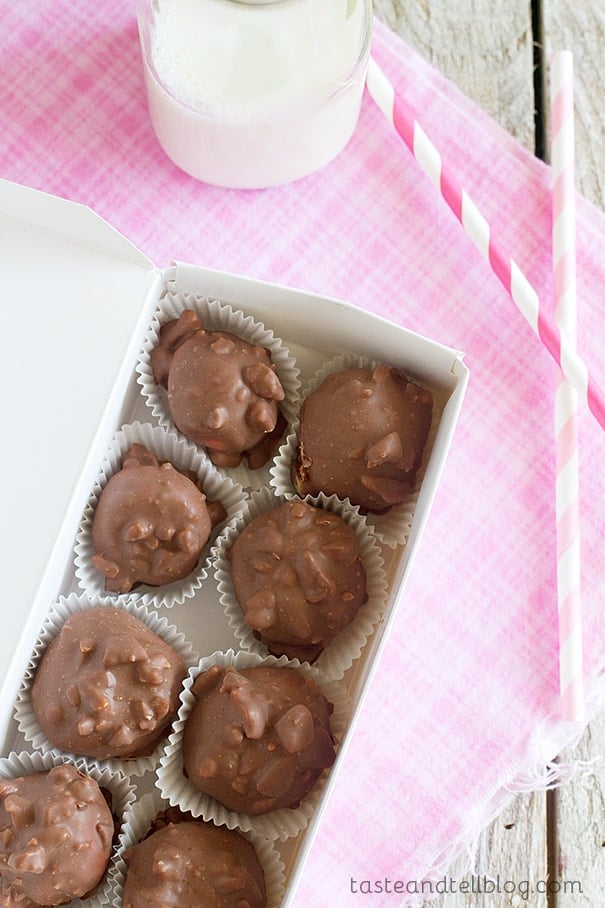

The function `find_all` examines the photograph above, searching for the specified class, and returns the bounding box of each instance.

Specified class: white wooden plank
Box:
[425,795,548,907]
[542,2,605,209]
[373,0,536,150]
[550,719,605,904]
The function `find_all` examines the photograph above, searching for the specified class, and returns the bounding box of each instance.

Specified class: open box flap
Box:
[0,180,160,734]
[0,179,155,269]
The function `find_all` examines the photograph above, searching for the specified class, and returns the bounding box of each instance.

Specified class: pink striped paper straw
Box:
[365,57,605,436]
[551,50,584,722]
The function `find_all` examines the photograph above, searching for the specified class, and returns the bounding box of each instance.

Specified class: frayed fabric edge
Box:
[393,667,605,907]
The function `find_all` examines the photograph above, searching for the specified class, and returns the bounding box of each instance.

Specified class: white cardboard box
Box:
[0,177,469,905]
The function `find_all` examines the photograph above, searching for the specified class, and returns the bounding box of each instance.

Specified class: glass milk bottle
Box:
[136,0,372,188]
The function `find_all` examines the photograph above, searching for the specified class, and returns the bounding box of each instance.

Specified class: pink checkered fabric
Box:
[2,3,605,904]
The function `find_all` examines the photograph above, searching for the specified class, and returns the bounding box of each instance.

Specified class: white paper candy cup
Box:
[156,649,348,842]
[214,487,388,681]
[0,749,135,908]
[14,593,198,778]
[74,421,247,607]
[136,290,300,490]
[270,352,439,548]
[110,789,285,908]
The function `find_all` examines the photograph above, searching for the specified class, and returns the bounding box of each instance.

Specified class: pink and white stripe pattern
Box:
[551,50,584,722]
[365,56,605,435]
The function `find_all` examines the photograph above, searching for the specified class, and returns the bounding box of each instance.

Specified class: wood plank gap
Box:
[546,781,560,908]
[531,0,548,161]
[532,0,560,901]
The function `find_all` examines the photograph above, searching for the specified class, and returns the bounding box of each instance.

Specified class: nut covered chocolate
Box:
[31,606,187,760]
[151,309,286,468]
[0,764,113,906]
[292,363,433,513]
[227,500,368,662]
[182,664,335,815]
[122,814,266,908]
[91,444,225,594]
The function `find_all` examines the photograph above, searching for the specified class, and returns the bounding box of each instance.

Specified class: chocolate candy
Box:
[227,500,368,662]
[31,606,187,760]
[122,815,266,908]
[0,764,113,906]
[91,444,224,594]
[151,310,286,468]
[182,664,335,815]
[292,364,433,513]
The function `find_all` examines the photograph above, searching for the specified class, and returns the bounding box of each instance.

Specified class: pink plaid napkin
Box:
[2,3,605,904]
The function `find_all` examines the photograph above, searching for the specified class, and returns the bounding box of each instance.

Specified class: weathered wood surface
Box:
[542,1,605,210]
[372,0,536,151]
[554,716,605,906]
[371,1,605,905]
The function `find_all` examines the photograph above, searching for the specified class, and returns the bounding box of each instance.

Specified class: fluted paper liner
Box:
[269,352,440,548]
[0,749,135,908]
[14,593,198,778]
[214,487,388,681]
[156,649,349,842]
[74,421,247,607]
[136,291,301,491]
[110,790,285,908]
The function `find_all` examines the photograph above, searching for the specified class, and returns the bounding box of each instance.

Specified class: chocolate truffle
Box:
[0,764,114,906]
[292,363,433,513]
[122,813,266,908]
[31,606,187,760]
[91,443,225,594]
[227,500,368,662]
[151,309,286,469]
[182,664,335,815]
